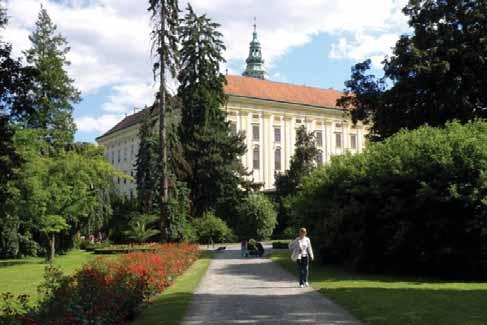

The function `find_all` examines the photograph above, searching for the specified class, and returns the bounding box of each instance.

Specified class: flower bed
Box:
[1,243,200,324]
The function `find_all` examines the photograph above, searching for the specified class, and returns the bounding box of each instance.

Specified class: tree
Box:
[274,125,320,232]
[23,6,80,149]
[178,4,250,219]
[339,0,487,140]
[136,107,160,214]
[192,212,235,244]
[39,214,69,262]
[148,0,180,241]
[4,129,123,259]
[0,2,37,258]
[236,193,277,240]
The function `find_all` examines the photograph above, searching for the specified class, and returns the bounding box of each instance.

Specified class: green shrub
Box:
[291,121,487,277]
[272,240,291,249]
[192,212,235,244]
[236,193,278,240]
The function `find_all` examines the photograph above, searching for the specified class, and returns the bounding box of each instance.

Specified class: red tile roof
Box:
[225,75,344,109]
[97,75,345,140]
[96,109,146,140]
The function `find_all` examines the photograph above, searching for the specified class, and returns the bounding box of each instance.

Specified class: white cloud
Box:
[4,0,411,139]
[329,33,401,68]
[75,114,123,133]
[102,82,156,113]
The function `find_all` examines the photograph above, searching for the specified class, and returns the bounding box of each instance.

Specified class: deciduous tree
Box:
[339,0,487,140]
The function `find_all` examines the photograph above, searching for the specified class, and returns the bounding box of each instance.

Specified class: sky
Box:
[3,0,410,142]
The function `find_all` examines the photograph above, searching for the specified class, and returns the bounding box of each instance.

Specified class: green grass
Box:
[271,250,487,325]
[0,250,94,304]
[132,251,214,325]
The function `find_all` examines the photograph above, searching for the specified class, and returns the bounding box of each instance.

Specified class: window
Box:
[124,148,127,161]
[296,119,302,124]
[335,123,343,128]
[350,134,357,150]
[335,132,342,149]
[230,122,237,135]
[117,150,121,163]
[111,151,114,164]
[315,130,323,147]
[253,146,260,170]
[130,144,134,156]
[274,127,281,143]
[252,125,260,141]
[275,148,282,171]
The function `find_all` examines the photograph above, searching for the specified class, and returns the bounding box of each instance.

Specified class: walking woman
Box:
[289,228,314,288]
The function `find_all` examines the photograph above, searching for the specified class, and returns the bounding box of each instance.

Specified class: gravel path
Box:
[182,245,361,325]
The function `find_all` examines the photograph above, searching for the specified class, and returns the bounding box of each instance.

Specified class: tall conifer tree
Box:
[24,6,80,149]
[148,0,179,241]
[178,4,249,219]
[136,106,159,214]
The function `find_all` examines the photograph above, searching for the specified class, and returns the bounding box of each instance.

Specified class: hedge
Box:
[290,121,487,278]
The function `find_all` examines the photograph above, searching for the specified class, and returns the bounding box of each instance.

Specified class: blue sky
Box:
[4,0,409,143]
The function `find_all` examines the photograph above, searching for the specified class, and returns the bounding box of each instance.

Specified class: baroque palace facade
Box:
[96,25,368,194]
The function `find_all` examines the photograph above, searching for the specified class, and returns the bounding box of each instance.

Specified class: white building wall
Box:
[98,98,369,193]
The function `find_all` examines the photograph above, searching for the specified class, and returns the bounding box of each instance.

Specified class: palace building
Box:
[96,24,368,195]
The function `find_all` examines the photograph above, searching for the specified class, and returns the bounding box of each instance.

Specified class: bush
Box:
[0,244,200,324]
[290,121,487,277]
[192,212,235,244]
[236,193,278,241]
[272,240,291,249]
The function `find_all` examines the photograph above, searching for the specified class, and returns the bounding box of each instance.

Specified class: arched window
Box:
[253,146,260,170]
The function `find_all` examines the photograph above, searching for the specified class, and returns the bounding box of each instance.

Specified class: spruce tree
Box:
[178,4,249,219]
[148,0,179,241]
[136,106,160,214]
[24,6,80,149]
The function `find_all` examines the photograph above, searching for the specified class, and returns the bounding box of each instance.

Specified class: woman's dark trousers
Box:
[297,256,309,285]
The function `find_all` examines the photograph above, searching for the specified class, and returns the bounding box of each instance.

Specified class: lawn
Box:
[133,251,214,325]
[271,250,487,325]
[0,250,94,303]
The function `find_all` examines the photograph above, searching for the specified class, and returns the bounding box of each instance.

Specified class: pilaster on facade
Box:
[246,112,252,173]
[258,111,264,184]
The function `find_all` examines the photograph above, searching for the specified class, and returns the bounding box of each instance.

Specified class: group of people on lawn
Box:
[239,228,314,288]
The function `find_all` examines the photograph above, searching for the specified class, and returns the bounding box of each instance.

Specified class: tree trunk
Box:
[159,1,169,242]
[49,234,55,262]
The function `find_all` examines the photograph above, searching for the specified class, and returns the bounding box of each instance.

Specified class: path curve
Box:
[182,245,361,325]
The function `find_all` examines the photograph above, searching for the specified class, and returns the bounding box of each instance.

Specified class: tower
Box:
[243,18,265,79]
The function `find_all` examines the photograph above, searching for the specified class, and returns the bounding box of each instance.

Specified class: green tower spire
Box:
[243,18,265,79]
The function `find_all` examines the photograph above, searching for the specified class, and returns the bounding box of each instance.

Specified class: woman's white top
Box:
[289,236,314,262]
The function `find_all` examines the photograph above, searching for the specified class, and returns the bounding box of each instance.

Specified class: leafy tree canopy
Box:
[339,0,487,140]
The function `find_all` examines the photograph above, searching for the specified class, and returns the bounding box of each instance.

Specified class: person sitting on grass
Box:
[241,239,249,257]
[256,242,265,257]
